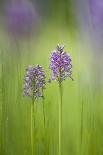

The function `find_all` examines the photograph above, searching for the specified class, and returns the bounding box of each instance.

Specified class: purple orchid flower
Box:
[24,65,46,98]
[49,44,73,83]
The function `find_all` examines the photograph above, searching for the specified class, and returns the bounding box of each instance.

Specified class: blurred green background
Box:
[0,0,103,155]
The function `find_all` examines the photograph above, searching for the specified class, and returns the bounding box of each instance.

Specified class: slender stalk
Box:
[41,89,47,155]
[43,98,45,128]
[31,95,35,155]
[42,89,45,128]
[59,82,63,155]
[81,99,84,154]
[1,49,5,154]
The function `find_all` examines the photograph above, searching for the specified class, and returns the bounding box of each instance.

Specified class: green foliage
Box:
[0,20,103,155]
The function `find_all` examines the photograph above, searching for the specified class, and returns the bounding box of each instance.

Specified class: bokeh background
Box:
[0,0,103,155]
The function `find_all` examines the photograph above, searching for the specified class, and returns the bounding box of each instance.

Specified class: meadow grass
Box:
[0,21,103,155]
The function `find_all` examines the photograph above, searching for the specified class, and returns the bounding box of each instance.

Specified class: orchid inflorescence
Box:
[49,44,73,83]
[24,65,46,98]
[24,44,73,98]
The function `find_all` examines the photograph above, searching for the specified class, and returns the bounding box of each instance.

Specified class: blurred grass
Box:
[0,17,103,155]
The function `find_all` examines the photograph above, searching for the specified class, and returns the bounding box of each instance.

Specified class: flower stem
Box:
[41,88,46,128]
[59,82,63,155]
[31,95,35,155]
[42,89,45,128]
[81,99,84,154]
[43,98,45,128]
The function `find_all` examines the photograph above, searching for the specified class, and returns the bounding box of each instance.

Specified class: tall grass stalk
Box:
[1,49,5,154]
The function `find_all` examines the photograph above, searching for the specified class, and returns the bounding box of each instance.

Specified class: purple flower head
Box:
[90,0,103,42]
[49,44,73,83]
[90,0,103,27]
[24,65,46,98]
[5,0,39,38]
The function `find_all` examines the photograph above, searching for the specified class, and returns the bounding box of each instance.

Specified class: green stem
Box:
[1,49,5,154]
[31,96,35,155]
[81,99,84,154]
[42,89,45,128]
[59,82,63,155]
[43,99,45,129]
